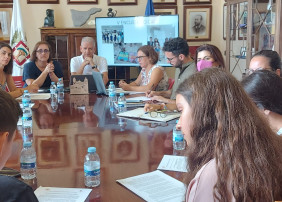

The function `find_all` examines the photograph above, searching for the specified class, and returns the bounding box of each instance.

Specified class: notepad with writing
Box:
[117,108,180,122]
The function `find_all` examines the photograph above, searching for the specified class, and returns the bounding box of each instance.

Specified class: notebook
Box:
[70,75,97,93]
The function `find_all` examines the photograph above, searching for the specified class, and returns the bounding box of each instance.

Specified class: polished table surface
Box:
[6,93,185,201]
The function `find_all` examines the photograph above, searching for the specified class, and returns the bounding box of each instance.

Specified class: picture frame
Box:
[0,0,13,2]
[27,0,59,4]
[110,132,140,163]
[223,3,236,40]
[183,5,212,41]
[154,5,177,15]
[153,0,177,5]
[238,2,248,40]
[0,4,12,42]
[67,0,98,4]
[107,0,137,6]
[183,0,211,4]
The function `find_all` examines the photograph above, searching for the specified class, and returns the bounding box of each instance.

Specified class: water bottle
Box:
[84,147,100,187]
[51,97,58,112]
[57,78,64,102]
[22,90,31,108]
[20,141,36,180]
[50,81,57,99]
[173,120,185,150]
[108,81,117,106]
[118,93,127,112]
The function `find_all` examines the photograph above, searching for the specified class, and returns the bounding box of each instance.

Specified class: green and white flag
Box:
[10,0,30,76]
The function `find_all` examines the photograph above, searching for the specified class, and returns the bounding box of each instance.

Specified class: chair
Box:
[168,78,175,90]
[12,76,24,88]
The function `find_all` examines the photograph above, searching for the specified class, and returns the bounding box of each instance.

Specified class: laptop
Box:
[92,71,107,95]
[70,75,97,93]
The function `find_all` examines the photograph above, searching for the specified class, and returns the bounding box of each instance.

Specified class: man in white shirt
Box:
[70,37,109,85]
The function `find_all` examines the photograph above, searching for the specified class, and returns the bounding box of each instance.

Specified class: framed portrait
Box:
[153,0,177,5]
[223,3,236,40]
[67,0,98,4]
[107,0,137,6]
[0,4,12,42]
[184,5,212,41]
[154,5,177,15]
[238,2,248,40]
[27,0,59,4]
[110,132,140,163]
[75,133,101,166]
[183,0,211,4]
[36,136,70,168]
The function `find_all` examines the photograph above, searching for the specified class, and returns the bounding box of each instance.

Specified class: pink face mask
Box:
[197,59,213,71]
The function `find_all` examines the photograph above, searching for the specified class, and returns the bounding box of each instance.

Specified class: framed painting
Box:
[0,4,12,42]
[154,5,177,15]
[153,0,177,5]
[183,0,211,4]
[67,0,98,4]
[183,5,212,41]
[27,0,59,4]
[107,0,137,6]
[223,3,236,40]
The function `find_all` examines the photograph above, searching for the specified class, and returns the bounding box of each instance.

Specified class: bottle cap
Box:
[120,93,124,96]
[23,141,32,147]
[88,147,96,153]
[175,120,178,124]
[110,81,113,84]
[59,78,62,81]
[24,90,28,93]
[51,82,55,85]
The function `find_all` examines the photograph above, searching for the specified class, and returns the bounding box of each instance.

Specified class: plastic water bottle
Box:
[84,147,100,187]
[57,78,64,102]
[51,97,58,112]
[173,121,185,150]
[22,90,31,108]
[118,93,127,112]
[20,141,36,180]
[108,81,117,106]
[50,81,57,98]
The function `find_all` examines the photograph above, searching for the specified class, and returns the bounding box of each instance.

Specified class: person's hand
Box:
[144,103,163,112]
[151,96,168,103]
[27,83,39,93]
[44,61,54,74]
[146,90,156,97]
[84,57,94,67]
[119,80,128,89]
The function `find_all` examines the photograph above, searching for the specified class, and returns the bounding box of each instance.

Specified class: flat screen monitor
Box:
[95,15,179,67]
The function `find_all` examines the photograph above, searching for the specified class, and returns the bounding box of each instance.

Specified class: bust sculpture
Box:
[44,9,54,27]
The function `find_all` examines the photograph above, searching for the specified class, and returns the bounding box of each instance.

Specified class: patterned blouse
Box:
[140,65,168,91]
[0,82,7,91]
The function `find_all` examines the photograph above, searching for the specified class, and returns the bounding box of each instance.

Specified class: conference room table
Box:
[6,93,186,201]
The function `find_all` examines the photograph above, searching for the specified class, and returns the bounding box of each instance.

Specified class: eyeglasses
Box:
[36,49,50,54]
[136,56,147,60]
[149,110,178,118]
[246,67,272,75]
[166,56,177,61]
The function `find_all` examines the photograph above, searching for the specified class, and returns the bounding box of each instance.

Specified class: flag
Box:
[10,0,30,76]
[145,0,155,16]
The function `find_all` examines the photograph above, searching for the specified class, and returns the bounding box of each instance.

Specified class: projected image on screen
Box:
[114,43,142,65]
[96,15,179,67]
[102,25,124,44]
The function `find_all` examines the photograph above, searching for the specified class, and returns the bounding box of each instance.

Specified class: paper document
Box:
[17,93,50,100]
[115,88,144,95]
[126,96,151,102]
[158,155,188,172]
[117,108,180,122]
[117,170,186,202]
[34,186,92,202]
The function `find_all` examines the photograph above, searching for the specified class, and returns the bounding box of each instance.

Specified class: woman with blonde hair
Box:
[176,68,282,201]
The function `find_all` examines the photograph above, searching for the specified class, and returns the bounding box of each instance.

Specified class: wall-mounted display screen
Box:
[95,15,179,67]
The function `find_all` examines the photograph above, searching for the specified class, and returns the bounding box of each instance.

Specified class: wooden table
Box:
[6,93,185,201]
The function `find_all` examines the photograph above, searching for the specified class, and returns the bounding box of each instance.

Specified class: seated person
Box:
[195,44,226,71]
[0,90,38,201]
[0,43,38,98]
[248,50,281,76]
[175,68,282,201]
[70,37,109,85]
[119,45,168,92]
[23,41,63,88]
[241,70,282,135]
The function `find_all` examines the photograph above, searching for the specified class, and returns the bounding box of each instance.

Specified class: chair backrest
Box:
[168,78,175,90]
[12,76,24,88]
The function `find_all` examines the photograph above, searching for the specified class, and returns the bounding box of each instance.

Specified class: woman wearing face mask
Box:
[195,44,226,71]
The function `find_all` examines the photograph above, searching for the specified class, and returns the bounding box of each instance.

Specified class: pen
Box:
[147,84,155,97]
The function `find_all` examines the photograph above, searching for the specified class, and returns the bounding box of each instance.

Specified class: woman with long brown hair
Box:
[176,68,282,201]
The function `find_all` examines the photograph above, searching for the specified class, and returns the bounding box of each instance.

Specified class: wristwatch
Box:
[92,65,97,69]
